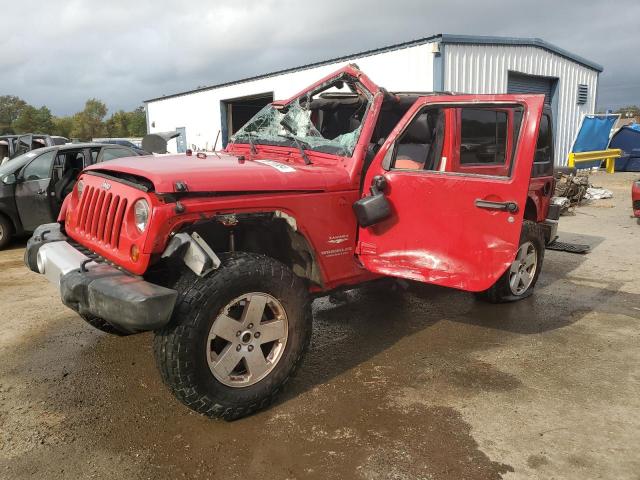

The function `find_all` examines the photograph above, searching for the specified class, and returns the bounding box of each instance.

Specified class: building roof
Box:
[441,34,603,72]
[145,33,603,103]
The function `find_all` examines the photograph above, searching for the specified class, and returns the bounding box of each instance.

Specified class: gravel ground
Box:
[0,172,638,479]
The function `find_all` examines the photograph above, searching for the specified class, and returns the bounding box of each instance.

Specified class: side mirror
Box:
[352,175,391,227]
[2,174,17,185]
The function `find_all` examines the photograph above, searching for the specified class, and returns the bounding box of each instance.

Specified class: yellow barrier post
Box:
[566,149,622,173]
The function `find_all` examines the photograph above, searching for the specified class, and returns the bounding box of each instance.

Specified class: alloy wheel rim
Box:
[509,242,537,295]
[206,292,288,388]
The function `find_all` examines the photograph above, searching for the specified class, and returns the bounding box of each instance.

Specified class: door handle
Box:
[475,199,519,213]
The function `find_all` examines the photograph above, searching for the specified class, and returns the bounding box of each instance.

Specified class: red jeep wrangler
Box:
[25,65,559,419]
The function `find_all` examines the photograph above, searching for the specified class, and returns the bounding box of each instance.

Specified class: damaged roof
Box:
[145,33,603,103]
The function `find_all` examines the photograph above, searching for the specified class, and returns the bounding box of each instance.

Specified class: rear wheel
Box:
[0,215,13,250]
[476,220,545,303]
[154,252,312,420]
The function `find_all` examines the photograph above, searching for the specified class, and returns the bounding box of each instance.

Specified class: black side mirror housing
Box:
[352,175,391,227]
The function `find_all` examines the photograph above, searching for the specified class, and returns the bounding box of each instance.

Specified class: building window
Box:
[577,84,588,105]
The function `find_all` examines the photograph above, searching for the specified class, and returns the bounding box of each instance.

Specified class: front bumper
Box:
[25,223,178,334]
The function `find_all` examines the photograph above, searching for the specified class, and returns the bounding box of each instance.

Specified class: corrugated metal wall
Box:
[443,44,599,166]
[146,44,435,152]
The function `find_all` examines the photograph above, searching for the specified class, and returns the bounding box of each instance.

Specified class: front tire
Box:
[476,220,545,303]
[153,252,312,420]
[0,215,13,250]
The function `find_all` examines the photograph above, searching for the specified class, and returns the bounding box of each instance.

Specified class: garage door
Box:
[507,72,555,105]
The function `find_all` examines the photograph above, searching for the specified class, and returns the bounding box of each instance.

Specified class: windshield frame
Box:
[229,71,375,158]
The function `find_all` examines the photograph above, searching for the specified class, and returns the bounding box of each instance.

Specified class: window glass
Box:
[101,147,133,161]
[460,109,508,165]
[231,75,372,157]
[74,151,87,167]
[535,115,552,163]
[391,108,444,171]
[22,150,55,181]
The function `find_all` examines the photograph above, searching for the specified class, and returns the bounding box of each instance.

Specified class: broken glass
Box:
[231,92,367,157]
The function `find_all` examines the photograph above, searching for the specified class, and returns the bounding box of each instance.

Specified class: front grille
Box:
[634,200,640,210]
[76,185,128,248]
[67,239,106,264]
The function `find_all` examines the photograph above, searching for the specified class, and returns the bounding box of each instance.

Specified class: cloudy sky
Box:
[1,0,638,116]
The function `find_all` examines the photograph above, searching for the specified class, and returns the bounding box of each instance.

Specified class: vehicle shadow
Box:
[4,236,28,251]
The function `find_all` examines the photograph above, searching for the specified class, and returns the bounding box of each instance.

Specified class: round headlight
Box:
[76,180,84,198]
[134,199,150,232]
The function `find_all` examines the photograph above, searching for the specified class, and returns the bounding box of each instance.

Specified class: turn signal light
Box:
[130,244,140,262]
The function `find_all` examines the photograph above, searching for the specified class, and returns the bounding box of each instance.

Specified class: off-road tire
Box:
[153,252,312,420]
[476,220,545,303]
[80,314,130,336]
[0,214,13,250]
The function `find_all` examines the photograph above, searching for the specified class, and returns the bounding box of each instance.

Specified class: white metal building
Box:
[145,34,603,166]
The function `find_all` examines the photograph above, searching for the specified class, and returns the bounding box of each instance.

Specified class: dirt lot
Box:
[0,172,638,479]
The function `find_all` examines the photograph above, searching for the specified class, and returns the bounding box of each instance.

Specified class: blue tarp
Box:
[571,114,618,169]
[610,126,640,172]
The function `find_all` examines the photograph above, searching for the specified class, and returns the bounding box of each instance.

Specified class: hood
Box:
[86,152,352,193]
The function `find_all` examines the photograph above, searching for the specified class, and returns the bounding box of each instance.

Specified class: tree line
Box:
[0,95,146,140]
[616,105,640,118]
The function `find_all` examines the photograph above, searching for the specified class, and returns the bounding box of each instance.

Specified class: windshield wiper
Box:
[246,131,258,155]
[279,117,312,165]
[278,134,312,165]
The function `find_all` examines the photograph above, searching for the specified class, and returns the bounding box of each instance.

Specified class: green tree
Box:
[70,98,107,140]
[52,116,73,138]
[0,95,28,134]
[615,105,640,118]
[12,105,55,134]
[105,110,130,137]
[127,106,147,136]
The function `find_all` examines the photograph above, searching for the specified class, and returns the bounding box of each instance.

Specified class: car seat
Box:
[54,167,80,201]
[395,113,433,169]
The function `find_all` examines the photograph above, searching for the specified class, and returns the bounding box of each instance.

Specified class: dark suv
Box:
[0,143,142,249]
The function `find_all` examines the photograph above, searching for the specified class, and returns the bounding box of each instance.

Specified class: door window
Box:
[531,113,553,177]
[101,147,134,161]
[15,135,32,157]
[389,108,445,171]
[90,148,101,164]
[460,109,508,165]
[451,106,522,177]
[21,151,55,181]
[535,114,553,164]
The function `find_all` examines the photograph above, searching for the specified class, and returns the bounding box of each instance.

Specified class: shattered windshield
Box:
[231,76,371,157]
